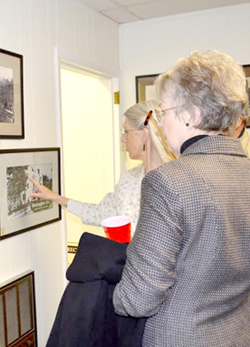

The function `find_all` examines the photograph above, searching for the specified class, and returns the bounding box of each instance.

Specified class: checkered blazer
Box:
[113,135,250,347]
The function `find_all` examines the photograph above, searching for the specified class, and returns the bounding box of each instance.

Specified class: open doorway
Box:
[60,67,118,264]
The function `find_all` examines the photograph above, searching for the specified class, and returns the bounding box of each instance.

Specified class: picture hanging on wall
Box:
[0,271,37,346]
[135,74,160,103]
[243,65,250,128]
[0,48,24,139]
[0,148,61,240]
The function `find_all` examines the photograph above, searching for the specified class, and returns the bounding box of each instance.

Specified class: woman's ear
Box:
[234,115,244,137]
[141,127,150,142]
[183,107,201,129]
[236,115,244,127]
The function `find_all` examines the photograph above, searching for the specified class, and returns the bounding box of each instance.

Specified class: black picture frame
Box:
[0,271,37,346]
[243,65,250,128]
[0,148,61,240]
[0,48,24,139]
[135,74,160,103]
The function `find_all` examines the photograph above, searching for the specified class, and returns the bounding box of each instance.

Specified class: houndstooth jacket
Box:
[113,135,250,347]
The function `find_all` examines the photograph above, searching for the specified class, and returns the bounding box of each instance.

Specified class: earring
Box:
[185,123,189,127]
[143,144,146,151]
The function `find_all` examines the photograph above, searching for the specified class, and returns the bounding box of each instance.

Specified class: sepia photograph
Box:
[0,148,61,240]
[0,48,24,138]
[7,163,53,220]
[0,65,14,123]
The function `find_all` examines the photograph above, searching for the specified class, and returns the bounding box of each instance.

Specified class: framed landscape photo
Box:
[0,148,61,240]
[135,74,160,103]
[0,48,24,138]
[243,65,250,128]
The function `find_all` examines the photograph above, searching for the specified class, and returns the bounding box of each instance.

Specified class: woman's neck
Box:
[143,144,165,173]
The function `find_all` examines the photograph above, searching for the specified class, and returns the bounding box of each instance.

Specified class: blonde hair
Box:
[124,100,176,162]
[242,79,250,125]
[156,50,249,134]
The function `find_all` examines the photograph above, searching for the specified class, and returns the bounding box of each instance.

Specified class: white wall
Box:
[0,0,119,345]
[120,3,250,116]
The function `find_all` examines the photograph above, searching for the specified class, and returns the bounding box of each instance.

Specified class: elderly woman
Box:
[113,50,250,346]
[30,100,175,235]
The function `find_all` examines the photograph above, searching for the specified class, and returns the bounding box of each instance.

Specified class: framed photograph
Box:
[135,74,160,103]
[0,48,24,138]
[0,148,61,240]
[243,65,250,128]
[0,271,37,346]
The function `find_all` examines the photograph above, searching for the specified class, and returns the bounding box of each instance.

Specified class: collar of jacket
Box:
[180,135,247,158]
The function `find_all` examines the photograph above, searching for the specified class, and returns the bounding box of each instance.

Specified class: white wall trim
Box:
[58,51,120,78]
[54,47,68,285]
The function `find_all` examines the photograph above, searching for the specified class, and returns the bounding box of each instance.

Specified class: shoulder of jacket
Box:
[143,160,182,191]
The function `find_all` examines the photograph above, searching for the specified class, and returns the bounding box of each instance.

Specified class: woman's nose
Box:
[121,134,126,142]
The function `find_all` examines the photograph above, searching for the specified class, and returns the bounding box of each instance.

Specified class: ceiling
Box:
[78,0,250,23]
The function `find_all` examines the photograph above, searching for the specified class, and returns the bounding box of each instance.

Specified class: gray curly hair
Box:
[156,50,249,134]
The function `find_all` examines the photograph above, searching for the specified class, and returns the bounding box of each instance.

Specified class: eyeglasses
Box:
[120,128,138,136]
[155,105,184,122]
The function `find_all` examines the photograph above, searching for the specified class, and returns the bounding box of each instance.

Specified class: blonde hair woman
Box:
[30,100,175,235]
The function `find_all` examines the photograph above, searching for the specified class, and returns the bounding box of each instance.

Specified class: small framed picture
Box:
[0,148,61,240]
[0,271,37,346]
[135,74,160,103]
[243,65,250,128]
[0,48,24,138]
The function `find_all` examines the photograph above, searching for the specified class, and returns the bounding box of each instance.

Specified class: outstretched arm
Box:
[29,178,69,207]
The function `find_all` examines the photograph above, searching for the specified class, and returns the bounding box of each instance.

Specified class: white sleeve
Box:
[66,167,143,228]
[67,192,118,227]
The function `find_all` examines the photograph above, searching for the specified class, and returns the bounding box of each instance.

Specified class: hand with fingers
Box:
[29,178,68,207]
[29,178,57,201]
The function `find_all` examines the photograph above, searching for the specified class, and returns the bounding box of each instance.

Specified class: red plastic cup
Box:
[101,216,132,243]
